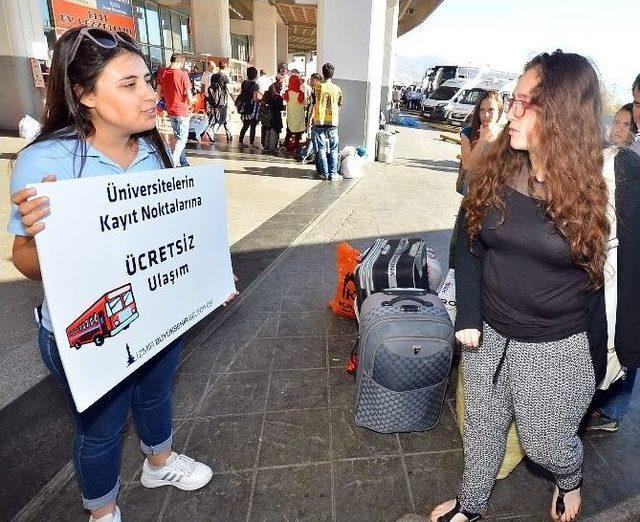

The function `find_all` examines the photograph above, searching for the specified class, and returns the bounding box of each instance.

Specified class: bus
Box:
[66,284,139,349]
[423,65,481,94]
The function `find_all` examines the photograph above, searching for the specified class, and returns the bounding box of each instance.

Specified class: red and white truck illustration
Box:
[66,284,139,349]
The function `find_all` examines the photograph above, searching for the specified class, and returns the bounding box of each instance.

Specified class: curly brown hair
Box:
[462,50,609,288]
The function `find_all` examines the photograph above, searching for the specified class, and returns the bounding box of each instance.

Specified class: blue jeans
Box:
[39,327,182,510]
[168,115,190,167]
[593,367,637,421]
[311,126,339,177]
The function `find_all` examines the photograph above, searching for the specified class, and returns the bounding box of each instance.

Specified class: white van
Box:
[447,78,517,128]
[421,78,476,122]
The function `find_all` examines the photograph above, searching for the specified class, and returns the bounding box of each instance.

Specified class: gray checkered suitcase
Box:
[354,289,454,433]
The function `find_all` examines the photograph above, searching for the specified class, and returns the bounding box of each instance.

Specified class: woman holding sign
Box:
[8,27,216,522]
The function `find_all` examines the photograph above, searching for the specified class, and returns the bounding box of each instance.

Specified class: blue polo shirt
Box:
[8,136,167,331]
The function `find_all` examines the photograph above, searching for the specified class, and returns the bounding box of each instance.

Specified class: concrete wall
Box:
[192,0,231,56]
[380,0,399,117]
[230,18,253,36]
[277,22,288,68]
[317,0,386,155]
[0,0,48,131]
[253,0,279,75]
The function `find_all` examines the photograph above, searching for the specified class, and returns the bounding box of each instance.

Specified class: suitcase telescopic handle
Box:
[381,296,433,308]
[381,288,427,296]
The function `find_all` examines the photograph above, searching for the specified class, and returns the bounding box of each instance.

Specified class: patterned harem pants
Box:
[458,323,595,513]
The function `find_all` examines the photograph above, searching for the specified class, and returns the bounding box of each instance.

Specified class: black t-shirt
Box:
[456,186,589,342]
[209,72,230,107]
[212,72,229,90]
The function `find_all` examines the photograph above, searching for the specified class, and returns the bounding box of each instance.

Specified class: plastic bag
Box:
[329,242,360,319]
[437,269,456,323]
[18,115,41,144]
[339,146,357,159]
[340,155,364,179]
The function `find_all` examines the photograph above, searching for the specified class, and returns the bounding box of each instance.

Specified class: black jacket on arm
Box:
[614,147,640,368]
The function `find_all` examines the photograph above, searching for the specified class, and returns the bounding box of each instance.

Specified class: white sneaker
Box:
[89,506,121,522]
[140,452,212,491]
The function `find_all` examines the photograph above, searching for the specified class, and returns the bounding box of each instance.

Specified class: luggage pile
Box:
[345,237,455,433]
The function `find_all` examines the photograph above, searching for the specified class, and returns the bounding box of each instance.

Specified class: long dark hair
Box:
[618,103,638,135]
[20,26,172,175]
[464,50,609,288]
[469,90,503,141]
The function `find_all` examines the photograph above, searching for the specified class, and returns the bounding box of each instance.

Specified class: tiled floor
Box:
[28,248,640,521]
[17,127,640,521]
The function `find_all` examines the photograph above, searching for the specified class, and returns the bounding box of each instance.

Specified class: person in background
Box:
[283,74,306,153]
[8,27,216,522]
[200,59,216,94]
[206,60,232,143]
[157,53,193,166]
[261,79,285,153]
[189,90,209,142]
[402,87,410,110]
[431,51,612,522]
[300,76,312,106]
[458,90,504,192]
[257,69,271,95]
[392,87,401,110]
[237,66,261,149]
[584,102,640,433]
[299,73,322,165]
[189,63,203,95]
[450,90,503,267]
[607,103,638,148]
[630,74,640,156]
[311,63,343,181]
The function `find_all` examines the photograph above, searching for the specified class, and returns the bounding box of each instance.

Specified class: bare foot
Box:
[429,499,469,522]
[551,486,582,521]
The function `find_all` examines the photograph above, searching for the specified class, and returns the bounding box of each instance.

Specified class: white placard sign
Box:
[31,165,235,412]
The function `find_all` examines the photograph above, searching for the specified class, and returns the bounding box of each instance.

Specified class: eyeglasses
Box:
[67,27,140,66]
[505,97,534,118]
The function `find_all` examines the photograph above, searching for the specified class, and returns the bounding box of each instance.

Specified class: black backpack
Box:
[207,82,225,109]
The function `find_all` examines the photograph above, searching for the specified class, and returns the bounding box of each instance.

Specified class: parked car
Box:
[421,78,469,123]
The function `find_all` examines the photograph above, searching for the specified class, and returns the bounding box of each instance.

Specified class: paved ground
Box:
[3,126,640,521]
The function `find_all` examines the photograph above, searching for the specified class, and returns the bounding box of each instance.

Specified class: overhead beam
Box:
[399,0,414,20]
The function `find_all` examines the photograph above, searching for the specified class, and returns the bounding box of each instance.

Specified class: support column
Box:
[277,22,288,70]
[0,0,48,130]
[253,0,278,75]
[380,0,399,119]
[317,0,386,156]
[192,0,232,57]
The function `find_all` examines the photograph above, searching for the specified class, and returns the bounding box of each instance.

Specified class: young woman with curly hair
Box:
[430,51,613,522]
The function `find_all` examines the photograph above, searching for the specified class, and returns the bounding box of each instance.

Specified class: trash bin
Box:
[376,130,397,163]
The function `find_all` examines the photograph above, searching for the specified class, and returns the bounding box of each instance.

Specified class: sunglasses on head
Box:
[67,27,140,65]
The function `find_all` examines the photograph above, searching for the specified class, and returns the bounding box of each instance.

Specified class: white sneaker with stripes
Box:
[140,452,213,491]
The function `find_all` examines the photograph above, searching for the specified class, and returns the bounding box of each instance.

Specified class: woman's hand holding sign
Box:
[11,175,57,281]
[11,174,57,235]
